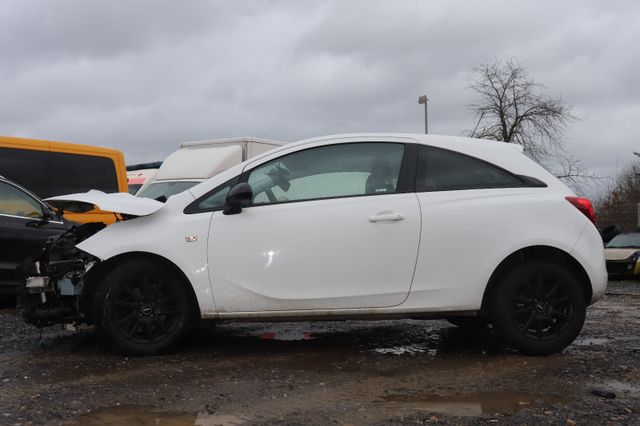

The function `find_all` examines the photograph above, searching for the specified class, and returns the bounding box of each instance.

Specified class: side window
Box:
[0,147,51,197]
[416,146,524,192]
[184,176,239,213]
[247,143,404,205]
[49,152,119,195]
[0,182,44,219]
[0,148,120,198]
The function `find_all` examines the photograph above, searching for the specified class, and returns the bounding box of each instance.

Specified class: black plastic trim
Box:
[183,176,239,215]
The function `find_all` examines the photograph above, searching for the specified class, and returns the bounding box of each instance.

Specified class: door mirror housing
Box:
[42,206,55,221]
[223,183,253,215]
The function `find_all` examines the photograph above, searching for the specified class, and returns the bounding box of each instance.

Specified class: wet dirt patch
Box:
[70,405,247,426]
[377,391,567,417]
[2,282,640,425]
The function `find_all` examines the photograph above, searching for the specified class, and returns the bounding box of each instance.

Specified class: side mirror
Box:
[42,207,54,220]
[42,203,64,221]
[223,183,253,215]
[41,204,61,221]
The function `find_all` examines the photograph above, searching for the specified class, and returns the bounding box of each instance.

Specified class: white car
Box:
[22,134,607,356]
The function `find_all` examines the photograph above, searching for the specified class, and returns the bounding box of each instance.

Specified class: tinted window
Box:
[247,143,404,205]
[127,184,142,195]
[0,147,119,198]
[49,151,118,196]
[0,181,44,218]
[0,147,50,196]
[416,146,523,192]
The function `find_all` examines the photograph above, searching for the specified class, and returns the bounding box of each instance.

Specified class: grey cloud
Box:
[0,0,638,197]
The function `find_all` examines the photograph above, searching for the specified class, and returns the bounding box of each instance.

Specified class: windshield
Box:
[605,233,640,248]
[136,181,199,201]
[127,184,142,195]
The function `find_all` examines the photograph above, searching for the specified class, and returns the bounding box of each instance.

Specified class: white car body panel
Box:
[405,190,589,311]
[572,222,608,302]
[76,191,219,316]
[75,133,606,322]
[208,193,421,312]
[46,190,165,216]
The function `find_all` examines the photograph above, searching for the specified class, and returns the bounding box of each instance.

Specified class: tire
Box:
[489,260,586,356]
[93,258,195,355]
[446,316,490,329]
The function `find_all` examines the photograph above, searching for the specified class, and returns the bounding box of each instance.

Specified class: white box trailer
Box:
[136,137,285,201]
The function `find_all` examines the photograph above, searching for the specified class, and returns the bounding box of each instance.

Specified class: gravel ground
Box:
[0,281,639,425]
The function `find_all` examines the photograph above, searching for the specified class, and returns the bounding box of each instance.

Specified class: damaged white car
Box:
[20,134,607,356]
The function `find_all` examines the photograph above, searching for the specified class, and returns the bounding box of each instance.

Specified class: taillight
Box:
[565,196,596,224]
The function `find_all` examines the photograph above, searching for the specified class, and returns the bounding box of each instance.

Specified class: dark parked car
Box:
[0,176,67,296]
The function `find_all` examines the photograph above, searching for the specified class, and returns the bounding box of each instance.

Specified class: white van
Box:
[136,137,285,201]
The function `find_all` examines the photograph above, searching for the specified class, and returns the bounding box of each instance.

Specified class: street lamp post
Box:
[418,95,428,134]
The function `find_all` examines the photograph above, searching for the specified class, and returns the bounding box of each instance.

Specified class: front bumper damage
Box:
[19,223,105,327]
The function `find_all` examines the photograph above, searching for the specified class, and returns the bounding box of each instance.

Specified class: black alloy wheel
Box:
[94,259,194,355]
[511,274,573,340]
[490,260,586,355]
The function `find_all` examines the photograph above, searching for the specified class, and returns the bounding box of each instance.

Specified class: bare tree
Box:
[596,157,640,230]
[467,59,587,188]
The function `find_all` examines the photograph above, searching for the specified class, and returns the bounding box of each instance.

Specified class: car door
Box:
[205,141,421,313]
[0,181,66,292]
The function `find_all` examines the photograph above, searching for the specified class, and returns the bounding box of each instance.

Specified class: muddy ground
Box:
[1,281,639,426]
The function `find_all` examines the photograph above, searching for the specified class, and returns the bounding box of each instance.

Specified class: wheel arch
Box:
[80,251,201,324]
[481,245,592,313]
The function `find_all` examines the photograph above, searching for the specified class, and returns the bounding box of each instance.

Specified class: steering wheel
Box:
[264,188,278,203]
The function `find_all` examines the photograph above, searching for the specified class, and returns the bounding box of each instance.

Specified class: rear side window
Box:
[0,147,119,198]
[416,146,524,192]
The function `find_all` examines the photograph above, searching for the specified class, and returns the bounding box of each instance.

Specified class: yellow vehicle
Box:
[0,136,127,224]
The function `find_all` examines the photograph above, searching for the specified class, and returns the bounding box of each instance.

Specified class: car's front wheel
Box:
[93,258,195,355]
[489,260,586,355]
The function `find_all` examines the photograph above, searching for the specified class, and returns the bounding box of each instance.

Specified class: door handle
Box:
[369,212,405,223]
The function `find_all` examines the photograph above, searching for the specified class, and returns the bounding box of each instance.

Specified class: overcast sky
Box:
[1,0,638,196]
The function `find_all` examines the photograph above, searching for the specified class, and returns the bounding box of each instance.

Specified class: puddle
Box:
[373,345,436,356]
[599,379,640,395]
[71,406,247,426]
[572,337,610,346]
[378,392,565,417]
[258,331,315,341]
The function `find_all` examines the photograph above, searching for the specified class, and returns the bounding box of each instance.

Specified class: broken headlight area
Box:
[19,222,105,327]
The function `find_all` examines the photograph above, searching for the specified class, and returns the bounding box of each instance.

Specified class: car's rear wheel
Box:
[489,260,586,355]
[94,258,194,355]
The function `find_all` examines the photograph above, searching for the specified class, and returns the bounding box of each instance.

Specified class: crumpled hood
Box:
[604,248,640,261]
[46,190,164,217]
